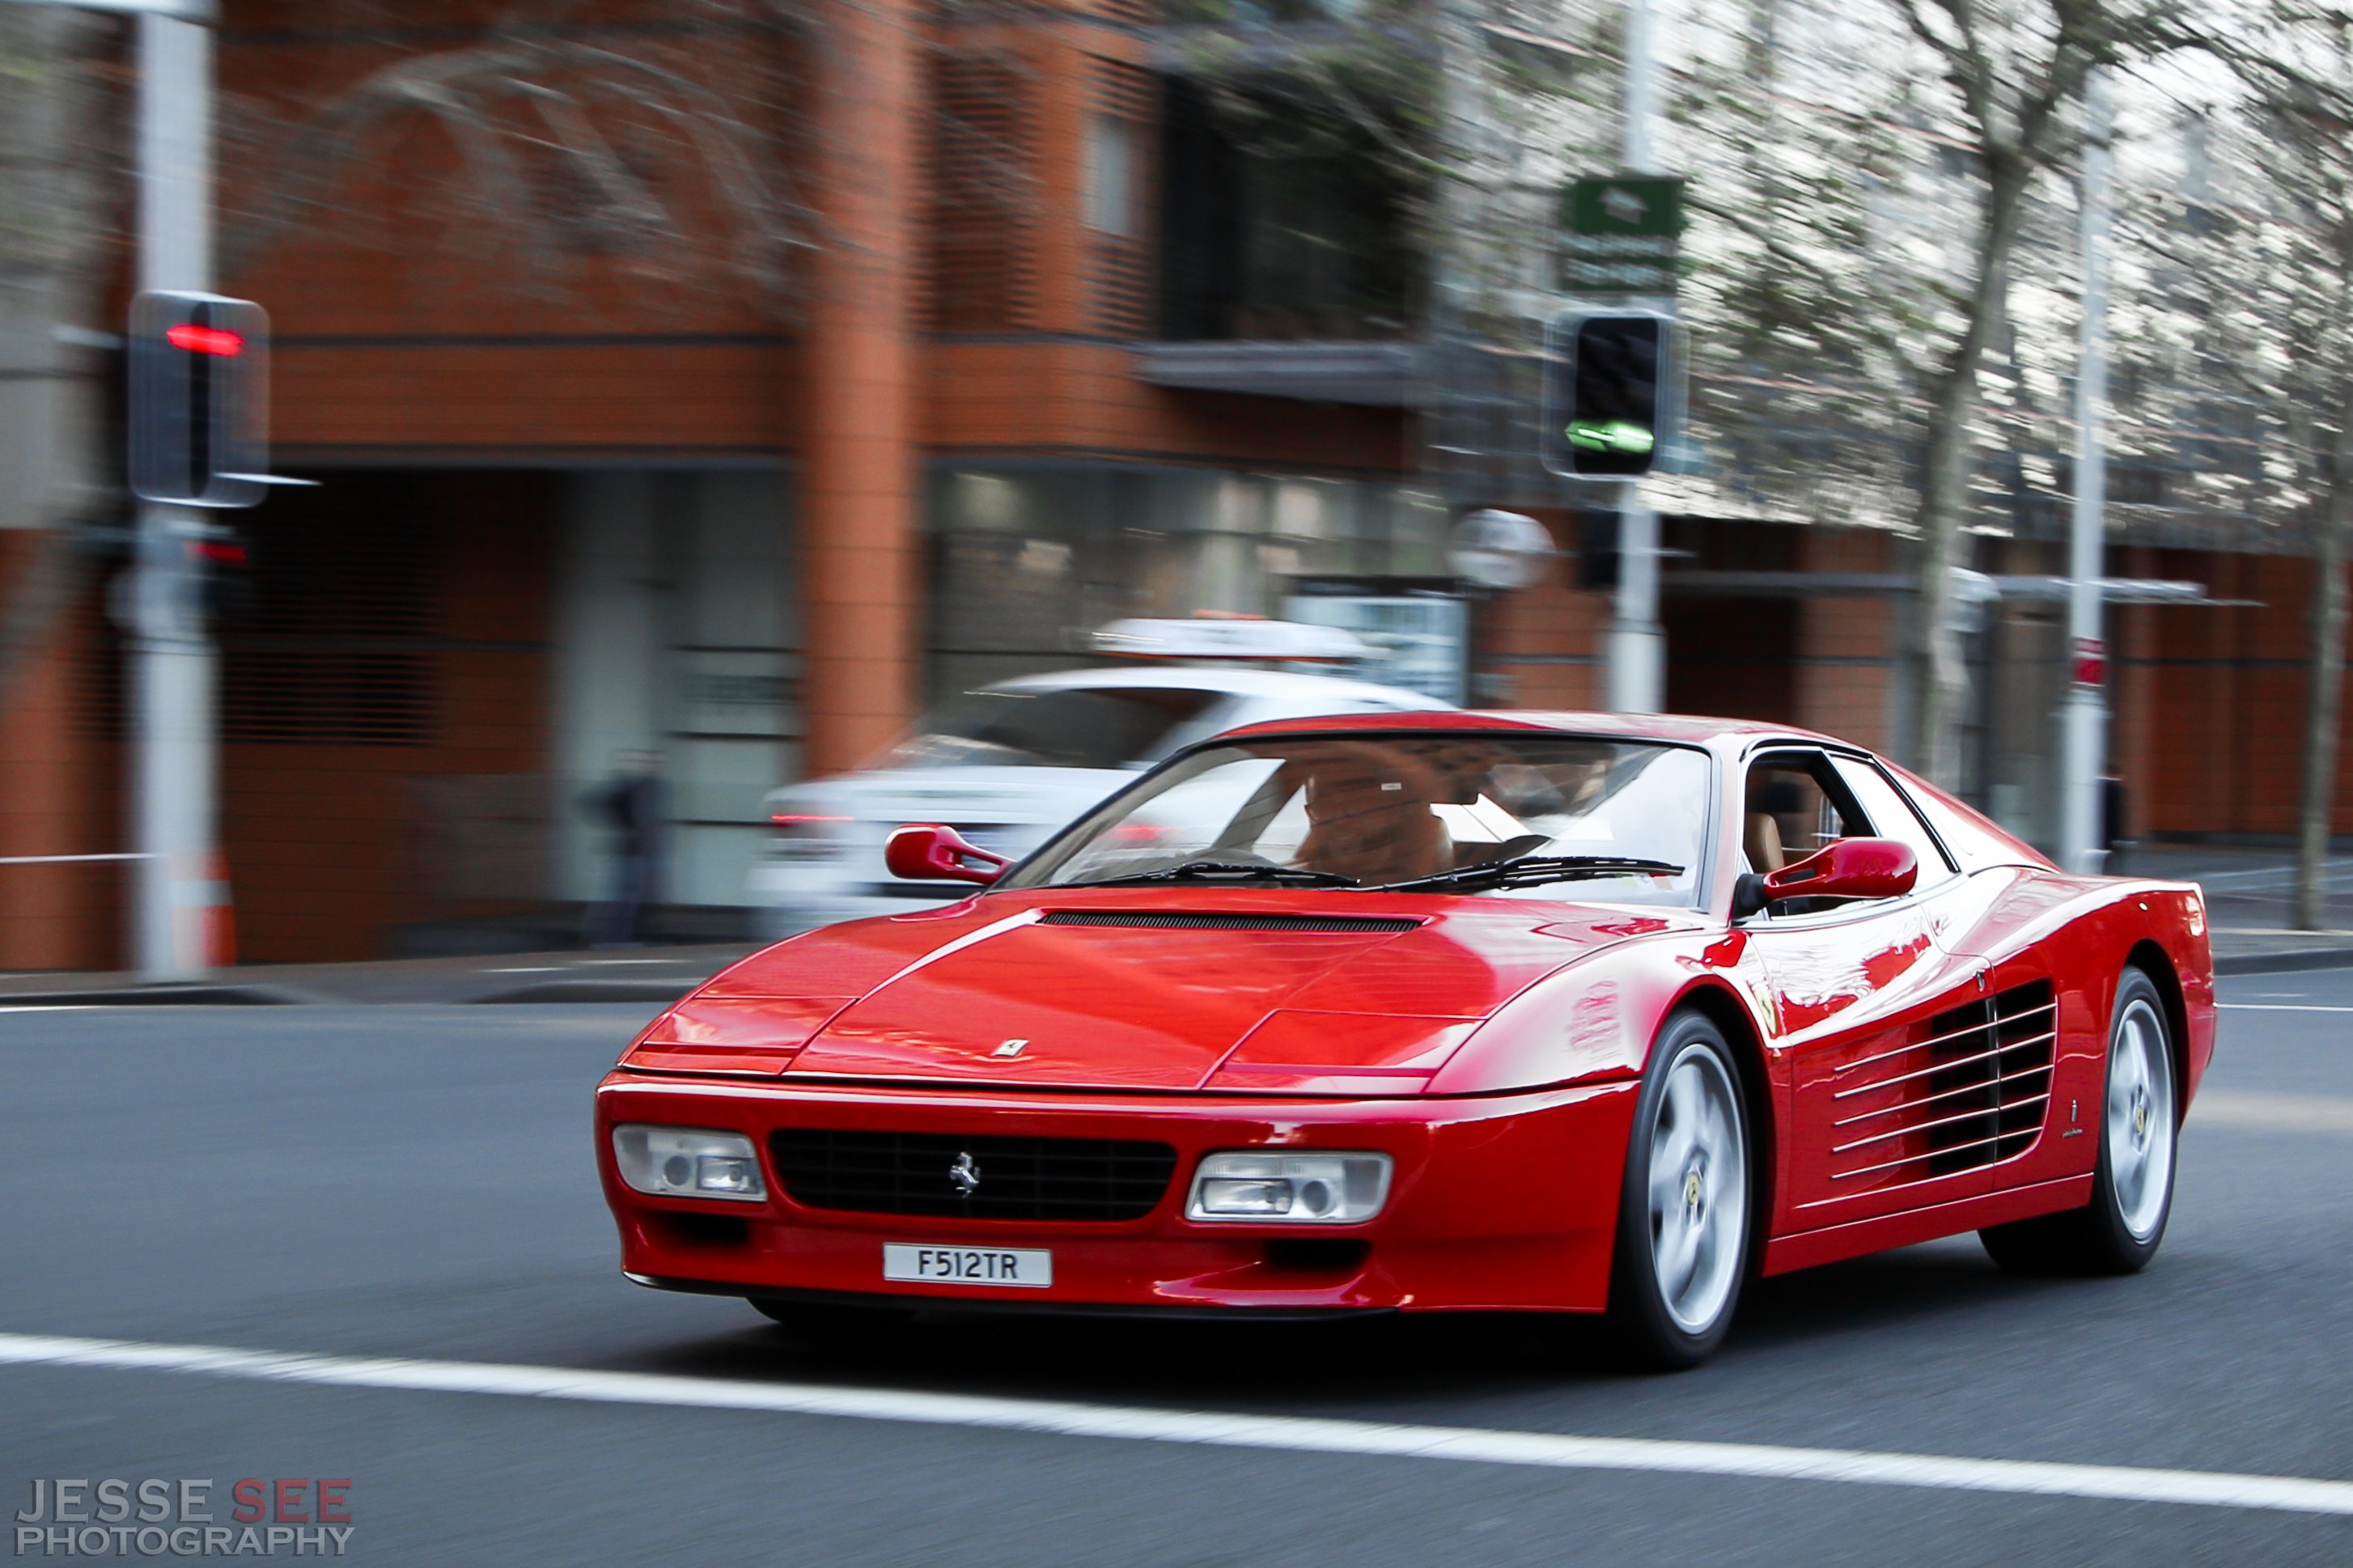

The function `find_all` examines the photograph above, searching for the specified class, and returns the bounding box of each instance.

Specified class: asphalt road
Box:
[4,971,2351,1566]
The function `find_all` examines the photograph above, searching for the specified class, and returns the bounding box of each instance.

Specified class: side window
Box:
[1829,756,1958,883]
[1740,751,1863,875]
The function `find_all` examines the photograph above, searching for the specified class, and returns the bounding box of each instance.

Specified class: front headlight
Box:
[1186,1151,1391,1223]
[612,1125,767,1202]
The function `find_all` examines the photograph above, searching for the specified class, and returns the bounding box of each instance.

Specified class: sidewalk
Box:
[2120,845,2353,975]
[1,851,2347,1006]
[0,943,762,1008]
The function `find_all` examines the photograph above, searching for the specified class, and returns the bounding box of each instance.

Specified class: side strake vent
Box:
[1829,979,2058,1184]
[1038,910,1421,934]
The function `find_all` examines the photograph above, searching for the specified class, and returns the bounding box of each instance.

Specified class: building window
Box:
[1085,114,1137,237]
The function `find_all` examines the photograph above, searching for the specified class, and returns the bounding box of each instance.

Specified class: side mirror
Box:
[1741,837,1917,914]
[884,823,1011,885]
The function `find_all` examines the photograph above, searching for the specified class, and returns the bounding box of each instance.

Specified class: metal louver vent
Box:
[1829,980,2058,1184]
[219,508,430,745]
[1038,910,1420,934]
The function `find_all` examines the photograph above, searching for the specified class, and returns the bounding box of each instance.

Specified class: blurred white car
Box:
[749,654,1448,934]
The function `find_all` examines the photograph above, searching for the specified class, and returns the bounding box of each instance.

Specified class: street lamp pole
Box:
[1605,0,1664,713]
[2058,68,2112,874]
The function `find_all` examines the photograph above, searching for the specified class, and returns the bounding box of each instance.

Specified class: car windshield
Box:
[883,685,1222,770]
[1004,733,1711,905]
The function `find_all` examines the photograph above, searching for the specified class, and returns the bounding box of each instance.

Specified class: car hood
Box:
[678,890,1700,1092]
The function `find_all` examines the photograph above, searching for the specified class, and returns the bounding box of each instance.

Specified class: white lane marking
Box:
[0,1005,94,1014]
[2,1333,2351,1517]
[2216,1004,2353,1013]
[2191,1091,2353,1134]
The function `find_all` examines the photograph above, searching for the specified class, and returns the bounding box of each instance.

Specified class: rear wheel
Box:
[1980,966,2177,1275]
[1604,1011,1753,1370]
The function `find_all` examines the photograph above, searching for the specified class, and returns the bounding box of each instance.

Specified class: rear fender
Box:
[1939,875,2215,1112]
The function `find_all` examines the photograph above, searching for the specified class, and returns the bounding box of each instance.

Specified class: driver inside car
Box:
[1291,755,1455,885]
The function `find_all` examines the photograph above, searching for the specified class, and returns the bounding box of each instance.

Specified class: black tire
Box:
[749,1296,917,1339]
[1980,966,2177,1276]
[1602,1010,1756,1371]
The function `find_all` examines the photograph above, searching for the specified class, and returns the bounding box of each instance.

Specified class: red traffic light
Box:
[165,322,245,358]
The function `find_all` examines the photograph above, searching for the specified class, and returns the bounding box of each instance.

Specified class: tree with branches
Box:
[1880,0,2199,786]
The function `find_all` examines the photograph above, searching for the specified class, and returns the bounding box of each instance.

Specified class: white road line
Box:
[2191,1091,2353,1134]
[2217,1003,2353,1013]
[2,1333,2351,1518]
[0,1005,93,1014]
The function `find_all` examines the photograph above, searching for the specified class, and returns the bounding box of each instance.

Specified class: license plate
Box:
[883,1244,1053,1289]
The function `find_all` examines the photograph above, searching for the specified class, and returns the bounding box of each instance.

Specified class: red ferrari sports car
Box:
[596,711,2212,1367]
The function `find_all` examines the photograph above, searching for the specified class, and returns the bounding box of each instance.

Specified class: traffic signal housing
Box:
[1541,309,1672,478]
[129,291,270,507]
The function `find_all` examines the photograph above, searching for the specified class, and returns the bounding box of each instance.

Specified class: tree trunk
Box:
[2294,400,2353,930]
[1911,164,2029,786]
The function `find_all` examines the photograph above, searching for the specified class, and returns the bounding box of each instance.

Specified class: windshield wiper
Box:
[1375,854,1684,894]
[1083,859,1362,888]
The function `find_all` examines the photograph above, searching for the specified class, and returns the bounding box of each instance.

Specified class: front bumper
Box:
[596,1072,1639,1314]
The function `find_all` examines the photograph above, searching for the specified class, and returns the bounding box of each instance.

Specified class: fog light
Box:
[1187,1151,1390,1223]
[613,1125,767,1202]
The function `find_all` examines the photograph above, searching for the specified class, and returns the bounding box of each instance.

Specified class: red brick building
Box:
[0,1,2345,968]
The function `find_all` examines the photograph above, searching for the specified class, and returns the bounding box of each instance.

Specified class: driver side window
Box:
[1741,752,1861,875]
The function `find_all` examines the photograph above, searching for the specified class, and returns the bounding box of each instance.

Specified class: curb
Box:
[473,979,694,1005]
[0,983,303,1007]
[2214,948,2353,977]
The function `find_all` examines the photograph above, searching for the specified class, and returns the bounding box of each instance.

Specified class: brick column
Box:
[799,0,924,775]
[1791,528,1893,750]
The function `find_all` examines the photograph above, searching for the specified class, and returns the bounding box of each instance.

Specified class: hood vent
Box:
[1039,910,1420,934]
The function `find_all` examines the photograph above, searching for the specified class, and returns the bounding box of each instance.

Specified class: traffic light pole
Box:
[2058,69,2112,875]
[131,11,218,977]
[1605,0,1664,714]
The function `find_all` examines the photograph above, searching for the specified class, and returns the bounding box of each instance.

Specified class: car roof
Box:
[1214,708,1857,752]
[986,665,1447,708]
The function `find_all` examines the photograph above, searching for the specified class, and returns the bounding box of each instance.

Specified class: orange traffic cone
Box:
[201,851,236,968]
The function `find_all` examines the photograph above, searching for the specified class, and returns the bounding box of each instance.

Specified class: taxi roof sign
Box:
[1088,617,1373,663]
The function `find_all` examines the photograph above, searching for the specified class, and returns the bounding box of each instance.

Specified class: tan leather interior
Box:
[1295,759,1454,885]
[1744,811,1786,874]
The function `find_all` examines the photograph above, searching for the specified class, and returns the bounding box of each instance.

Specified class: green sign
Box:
[1560,176,1685,296]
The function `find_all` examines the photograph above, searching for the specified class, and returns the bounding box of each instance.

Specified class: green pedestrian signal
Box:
[1567,420,1654,456]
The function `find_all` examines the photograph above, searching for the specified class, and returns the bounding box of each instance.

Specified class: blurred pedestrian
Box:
[583,749,664,947]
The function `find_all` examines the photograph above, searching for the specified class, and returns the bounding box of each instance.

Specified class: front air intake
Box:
[769,1129,1177,1221]
[1037,910,1420,934]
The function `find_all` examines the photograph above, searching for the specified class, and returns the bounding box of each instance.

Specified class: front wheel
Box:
[1604,1011,1754,1370]
[1980,966,2177,1275]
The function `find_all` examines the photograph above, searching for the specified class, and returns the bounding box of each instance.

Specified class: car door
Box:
[1735,747,1999,1233]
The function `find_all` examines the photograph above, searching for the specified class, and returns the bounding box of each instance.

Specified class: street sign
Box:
[1560,176,1685,296]
[1448,509,1555,591]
